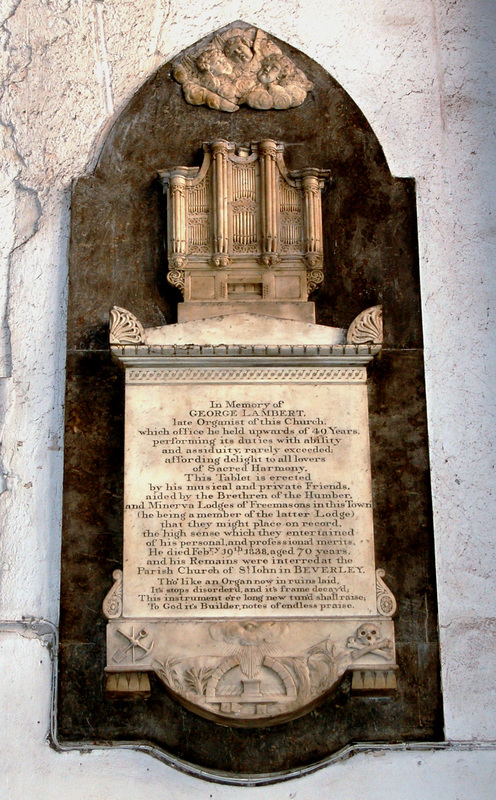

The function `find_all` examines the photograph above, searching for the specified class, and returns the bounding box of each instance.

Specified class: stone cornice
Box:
[111,342,381,370]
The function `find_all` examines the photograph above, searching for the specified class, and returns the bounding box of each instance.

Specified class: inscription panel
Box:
[123,366,377,618]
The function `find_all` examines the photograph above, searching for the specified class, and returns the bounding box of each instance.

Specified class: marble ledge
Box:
[110,342,382,369]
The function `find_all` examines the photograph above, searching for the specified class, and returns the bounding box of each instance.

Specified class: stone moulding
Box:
[111,344,382,366]
[172,26,313,113]
[106,672,151,696]
[124,366,368,384]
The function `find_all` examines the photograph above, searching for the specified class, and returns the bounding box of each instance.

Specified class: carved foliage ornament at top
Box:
[173,27,313,112]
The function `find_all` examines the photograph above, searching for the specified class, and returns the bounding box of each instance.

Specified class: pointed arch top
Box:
[71,23,421,350]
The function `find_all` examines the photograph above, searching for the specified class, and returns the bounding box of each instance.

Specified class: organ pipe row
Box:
[159,140,330,306]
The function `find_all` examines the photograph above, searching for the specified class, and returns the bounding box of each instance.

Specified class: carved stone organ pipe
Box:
[211,140,229,255]
[159,140,331,313]
[259,140,278,255]
[302,171,322,256]
[169,174,187,256]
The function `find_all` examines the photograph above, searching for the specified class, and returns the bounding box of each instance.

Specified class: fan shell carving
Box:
[347,305,383,345]
[109,307,145,345]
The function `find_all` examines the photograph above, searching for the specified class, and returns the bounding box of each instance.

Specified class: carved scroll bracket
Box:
[306,269,324,296]
[376,569,397,617]
[166,268,186,294]
[103,569,123,619]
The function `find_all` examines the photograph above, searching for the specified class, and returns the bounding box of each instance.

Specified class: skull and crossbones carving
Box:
[347,623,393,661]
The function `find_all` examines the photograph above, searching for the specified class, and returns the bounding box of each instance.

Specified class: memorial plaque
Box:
[124,367,378,620]
[105,311,397,722]
[103,141,397,723]
[59,24,442,775]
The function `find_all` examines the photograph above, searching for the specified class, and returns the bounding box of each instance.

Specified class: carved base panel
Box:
[105,617,397,724]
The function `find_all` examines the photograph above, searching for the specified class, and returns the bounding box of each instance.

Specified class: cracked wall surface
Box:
[0,0,495,795]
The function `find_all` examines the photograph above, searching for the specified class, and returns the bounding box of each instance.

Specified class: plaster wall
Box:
[0,0,495,795]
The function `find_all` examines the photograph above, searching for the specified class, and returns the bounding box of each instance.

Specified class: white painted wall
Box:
[1,0,495,795]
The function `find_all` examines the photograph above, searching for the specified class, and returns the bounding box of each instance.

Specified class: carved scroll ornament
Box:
[166,268,185,294]
[173,27,312,112]
[376,568,397,616]
[103,569,123,619]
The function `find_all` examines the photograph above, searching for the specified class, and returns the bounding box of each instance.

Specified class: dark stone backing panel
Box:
[59,26,442,775]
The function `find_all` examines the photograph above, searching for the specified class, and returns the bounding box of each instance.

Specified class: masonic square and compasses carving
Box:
[102,25,397,726]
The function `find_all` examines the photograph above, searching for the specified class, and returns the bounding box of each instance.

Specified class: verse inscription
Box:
[123,371,377,618]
